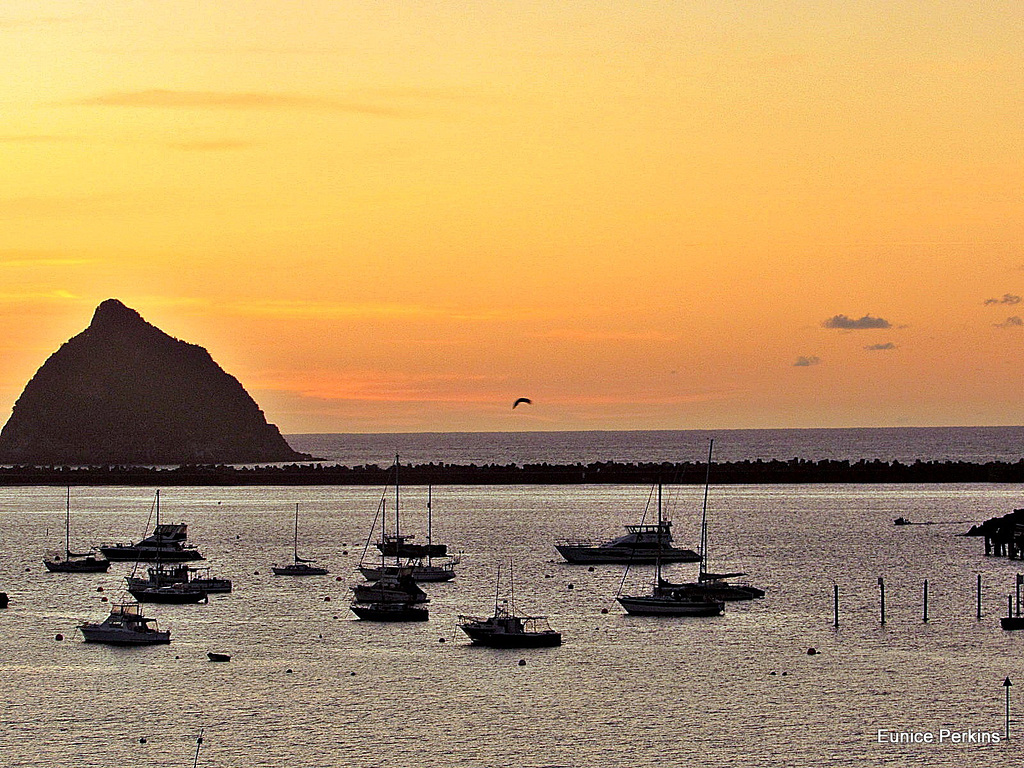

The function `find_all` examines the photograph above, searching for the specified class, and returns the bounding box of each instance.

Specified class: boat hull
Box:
[555,545,700,565]
[79,626,171,645]
[1001,616,1024,630]
[617,595,724,617]
[272,564,329,576]
[460,626,562,648]
[128,587,208,604]
[44,557,110,573]
[350,603,429,622]
[359,564,455,583]
[100,546,203,562]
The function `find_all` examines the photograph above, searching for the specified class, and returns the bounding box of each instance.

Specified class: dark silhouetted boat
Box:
[653,440,765,602]
[459,562,561,647]
[79,601,171,645]
[616,480,725,618]
[272,503,328,576]
[350,600,429,622]
[44,488,110,573]
[555,483,700,565]
[127,563,231,594]
[128,582,208,604]
[351,565,429,604]
[99,491,203,562]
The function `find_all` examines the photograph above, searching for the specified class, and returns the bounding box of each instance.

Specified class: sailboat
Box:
[44,488,110,573]
[616,480,725,617]
[272,504,329,576]
[352,457,431,612]
[359,484,458,583]
[126,491,209,603]
[658,440,766,601]
[458,561,562,647]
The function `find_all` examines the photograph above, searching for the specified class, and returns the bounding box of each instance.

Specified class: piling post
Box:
[878,576,886,626]
[1005,677,1013,741]
[977,573,983,620]
[833,583,839,628]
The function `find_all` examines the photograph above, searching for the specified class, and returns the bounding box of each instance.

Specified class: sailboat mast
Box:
[699,439,714,578]
[394,454,400,544]
[493,563,501,614]
[293,503,299,562]
[509,557,516,616]
[655,481,663,585]
[426,485,433,566]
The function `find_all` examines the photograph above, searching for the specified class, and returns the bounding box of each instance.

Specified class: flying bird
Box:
[512,398,532,409]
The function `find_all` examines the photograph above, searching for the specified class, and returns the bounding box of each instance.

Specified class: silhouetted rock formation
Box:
[0,299,308,465]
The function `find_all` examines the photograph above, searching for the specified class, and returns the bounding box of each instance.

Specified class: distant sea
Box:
[285,426,1024,467]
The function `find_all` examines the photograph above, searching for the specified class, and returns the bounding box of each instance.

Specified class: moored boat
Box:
[350,601,429,622]
[272,503,328,576]
[615,477,726,618]
[128,582,208,604]
[79,602,171,645]
[44,488,110,573]
[127,563,232,594]
[358,554,459,583]
[458,562,561,647]
[555,485,700,566]
[351,565,429,604]
[617,591,724,617]
[659,439,765,602]
[99,492,203,562]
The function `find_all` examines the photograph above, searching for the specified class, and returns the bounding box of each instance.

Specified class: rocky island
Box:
[0,299,308,465]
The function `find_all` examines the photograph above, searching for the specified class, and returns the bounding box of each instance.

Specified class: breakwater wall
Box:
[2,457,1024,486]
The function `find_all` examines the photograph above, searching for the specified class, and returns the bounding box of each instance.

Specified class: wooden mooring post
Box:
[978,573,983,620]
[833,583,839,628]
[878,576,886,625]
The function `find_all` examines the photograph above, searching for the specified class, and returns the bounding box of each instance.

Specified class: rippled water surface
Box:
[3,482,1024,766]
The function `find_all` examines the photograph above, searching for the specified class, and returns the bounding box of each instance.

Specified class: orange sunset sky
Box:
[2,2,1022,434]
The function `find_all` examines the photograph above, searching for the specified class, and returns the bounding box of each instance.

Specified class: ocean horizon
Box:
[284,425,1024,467]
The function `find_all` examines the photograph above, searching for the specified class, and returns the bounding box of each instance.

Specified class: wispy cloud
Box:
[865,342,896,351]
[822,314,892,330]
[66,89,424,118]
[984,294,1022,305]
[793,356,821,367]
[995,316,1024,329]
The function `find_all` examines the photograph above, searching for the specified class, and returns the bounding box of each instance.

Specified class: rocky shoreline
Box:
[2,457,1024,486]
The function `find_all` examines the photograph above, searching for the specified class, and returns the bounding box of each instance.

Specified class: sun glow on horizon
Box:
[1,2,1022,433]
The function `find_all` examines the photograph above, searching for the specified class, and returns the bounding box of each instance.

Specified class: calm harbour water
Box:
[3,430,1024,766]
